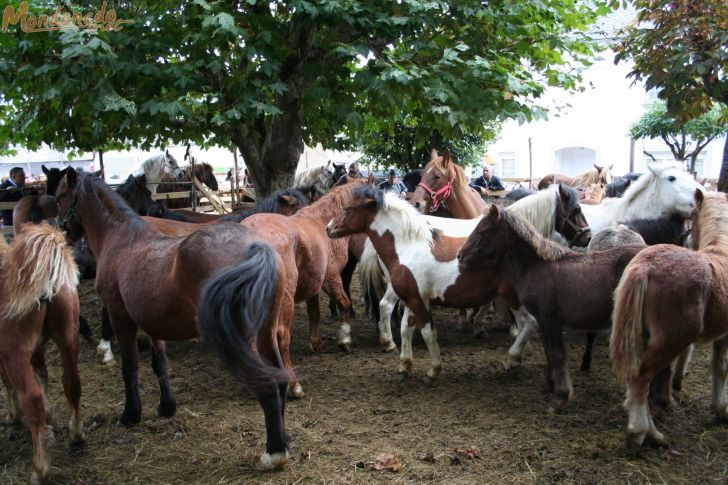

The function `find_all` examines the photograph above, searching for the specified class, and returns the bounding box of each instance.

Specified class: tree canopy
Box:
[629,101,726,175]
[0,0,613,195]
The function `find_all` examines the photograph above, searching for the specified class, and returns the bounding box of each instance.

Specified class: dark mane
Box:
[218,187,309,223]
[78,173,147,236]
[500,209,573,261]
[353,185,386,209]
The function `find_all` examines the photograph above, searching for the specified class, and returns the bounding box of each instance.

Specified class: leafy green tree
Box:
[0,0,612,196]
[629,102,727,176]
[616,0,728,188]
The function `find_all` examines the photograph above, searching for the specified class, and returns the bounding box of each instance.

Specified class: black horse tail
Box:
[197,242,289,388]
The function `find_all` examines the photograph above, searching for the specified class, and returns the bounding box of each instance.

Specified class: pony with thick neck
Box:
[131,150,184,194]
[611,190,728,451]
[0,223,83,484]
[457,204,644,412]
[411,149,486,218]
[54,169,292,470]
[580,162,702,234]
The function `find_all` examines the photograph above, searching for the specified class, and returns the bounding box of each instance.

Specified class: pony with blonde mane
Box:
[0,223,83,484]
[611,190,728,451]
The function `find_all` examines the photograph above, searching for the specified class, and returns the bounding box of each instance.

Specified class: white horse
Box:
[581,162,702,234]
[358,185,589,369]
[294,161,345,192]
[131,150,184,195]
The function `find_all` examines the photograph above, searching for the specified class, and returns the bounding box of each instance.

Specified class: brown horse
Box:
[53,169,293,469]
[457,204,644,411]
[610,190,728,451]
[239,182,367,397]
[538,164,613,190]
[411,148,486,218]
[0,223,83,484]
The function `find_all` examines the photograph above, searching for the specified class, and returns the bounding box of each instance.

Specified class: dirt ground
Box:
[2,276,728,484]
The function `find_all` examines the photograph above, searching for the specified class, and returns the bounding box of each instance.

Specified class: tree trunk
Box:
[718,135,728,192]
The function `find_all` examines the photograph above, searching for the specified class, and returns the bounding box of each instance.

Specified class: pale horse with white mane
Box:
[131,150,185,195]
[581,161,703,234]
[362,185,578,368]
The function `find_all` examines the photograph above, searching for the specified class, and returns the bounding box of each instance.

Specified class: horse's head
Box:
[117,174,155,216]
[457,204,510,267]
[411,148,455,213]
[197,163,219,191]
[690,190,728,250]
[644,162,704,219]
[595,164,613,185]
[326,186,381,239]
[54,167,85,241]
[330,163,347,189]
[42,165,69,197]
[163,150,185,181]
[554,185,592,247]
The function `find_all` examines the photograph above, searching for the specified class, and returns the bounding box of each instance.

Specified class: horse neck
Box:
[295,192,345,225]
[446,181,485,219]
[77,184,142,254]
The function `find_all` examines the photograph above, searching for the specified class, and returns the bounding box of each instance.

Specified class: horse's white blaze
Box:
[96,339,115,365]
[581,162,702,234]
[256,450,290,470]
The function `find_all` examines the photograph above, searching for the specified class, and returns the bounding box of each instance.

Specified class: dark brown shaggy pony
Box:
[610,189,728,451]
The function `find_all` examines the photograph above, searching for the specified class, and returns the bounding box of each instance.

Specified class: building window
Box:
[499,152,516,178]
[642,150,706,177]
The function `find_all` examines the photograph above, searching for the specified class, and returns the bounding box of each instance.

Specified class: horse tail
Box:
[196,242,289,388]
[610,264,648,381]
[359,239,388,313]
[2,223,79,321]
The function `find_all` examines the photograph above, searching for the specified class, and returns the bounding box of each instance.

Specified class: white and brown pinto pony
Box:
[611,190,728,451]
[0,224,83,484]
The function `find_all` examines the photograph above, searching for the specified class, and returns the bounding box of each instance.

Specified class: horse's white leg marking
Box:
[712,342,728,421]
[96,339,115,365]
[398,308,415,375]
[256,450,290,470]
[625,383,655,449]
[337,321,351,348]
[290,382,305,399]
[69,407,86,443]
[378,285,398,352]
[673,344,693,391]
[506,307,537,369]
[420,322,442,380]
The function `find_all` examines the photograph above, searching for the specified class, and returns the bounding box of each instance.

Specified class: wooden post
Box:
[190,156,197,212]
[98,150,105,179]
[233,148,241,208]
[629,137,635,173]
[528,137,533,189]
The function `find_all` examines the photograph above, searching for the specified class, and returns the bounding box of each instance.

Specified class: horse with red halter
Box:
[0,223,83,484]
[538,164,613,190]
[457,204,644,412]
[53,169,292,470]
[239,182,367,397]
[610,190,728,451]
[411,148,486,218]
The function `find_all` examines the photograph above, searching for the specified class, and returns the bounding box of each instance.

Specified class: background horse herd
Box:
[0,150,725,483]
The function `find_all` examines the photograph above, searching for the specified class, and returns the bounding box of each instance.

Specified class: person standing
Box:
[0,167,29,227]
[378,169,407,199]
[469,163,505,195]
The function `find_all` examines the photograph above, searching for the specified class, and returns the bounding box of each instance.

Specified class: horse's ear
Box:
[165,149,170,157]
[694,188,704,206]
[138,174,147,185]
[66,167,78,187]
[488,203,500,220]
[594,164,602,172]
[42,165,49,176]
[430,148,439,160]
[608,164,613,170]
[443,148,451,166]
[278,194,295,206]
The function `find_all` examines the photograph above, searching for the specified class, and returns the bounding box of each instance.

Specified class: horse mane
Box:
[499,208,572,261]
[293,165,324,186]
[354,185,434,246]
[696,192,728,251]
[506,185,559,239]
[572,167,600,187]
[79,173,147,237]
[1,223,78,321]
[297,181,361,220]
[218,187,309,223]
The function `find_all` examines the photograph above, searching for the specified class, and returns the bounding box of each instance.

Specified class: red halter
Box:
[417,166,454,213]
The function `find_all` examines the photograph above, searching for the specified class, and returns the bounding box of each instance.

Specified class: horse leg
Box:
[672,344,694,394]
[78,315,94,343]
[340,253,358,318]
[150,338,177,418]
[647,366,673,417]
[277,296,303,399]
[377,285,398,352]
[29,347,53,426]
[398,307,416,379]
[505,307,537,369]
[3,353,52,483]
[538,319,572,412]
[419,312,442,381]
[306,294,324,353]
[0,363,21,424]
[711,337,728,421]
[254,339,290,470]
[471,305,489,338]
[456,308,468,332]
[96,306,115,365]
[113,314,142,426]
[580,332,598,372]
[323,280,352,351]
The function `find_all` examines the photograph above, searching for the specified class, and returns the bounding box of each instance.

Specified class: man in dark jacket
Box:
[469,163,505,195]
[378,169,407,198]
[0,167,29,226]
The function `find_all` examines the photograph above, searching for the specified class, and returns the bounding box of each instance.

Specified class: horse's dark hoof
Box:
[548,397,569,414]
[118,411,141,427]
[158,400,177,418]
[397,371,409,381]
[580,363,591,373]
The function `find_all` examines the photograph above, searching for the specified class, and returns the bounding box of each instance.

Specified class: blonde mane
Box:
[507,185,558,239]
[378,192,435,247]
[1,223,78,321]
[696,192,728,252]
[500,209,572,262]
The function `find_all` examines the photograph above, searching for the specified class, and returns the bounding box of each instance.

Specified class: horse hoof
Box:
[505,355,522,370]
[645,431,668,448]
[625,432,646,453]
[397,371,409,382]
[382,341,398,353]
[309,340,325,353]
[548,398,568,414]
[29,468,49,485]
[715,407,728,422]
[118,411,141,427]
[337,343,351,353]
[256,450,289,470]
[158,400,177,418]
[289,383,305,399]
